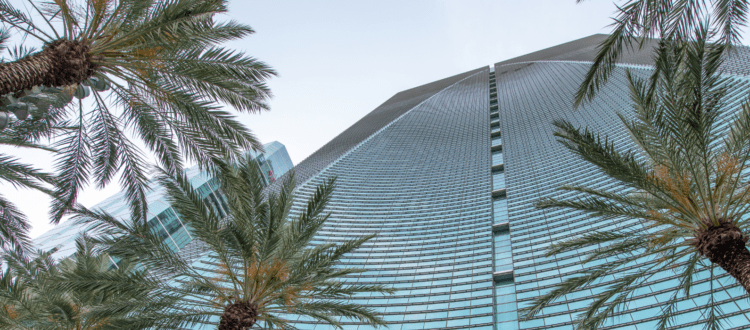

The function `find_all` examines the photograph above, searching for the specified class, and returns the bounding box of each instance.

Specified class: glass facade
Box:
[253,141,294,185]
[286,70,495,329]
[257,35,750,329]
[33,141,293,262]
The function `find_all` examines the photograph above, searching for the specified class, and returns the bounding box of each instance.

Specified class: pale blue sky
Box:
[6,1,746,237]
[225,0,619,167]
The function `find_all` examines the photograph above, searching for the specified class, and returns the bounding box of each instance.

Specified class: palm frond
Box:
[50,105,91,223]
[573,0,749,106]
[0,0,51,40]
[714,0,750,45]
[0,194,31,251]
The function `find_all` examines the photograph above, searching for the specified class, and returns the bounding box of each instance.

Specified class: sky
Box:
[225,0,620,167]
[3,0,743,238]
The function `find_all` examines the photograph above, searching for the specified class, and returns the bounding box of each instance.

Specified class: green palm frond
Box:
[0,139,56,250]
[524,26,750,329]
[0,154,55,192]
[0,27,10,54]
[0,194,32,252]
[574,0,747,107]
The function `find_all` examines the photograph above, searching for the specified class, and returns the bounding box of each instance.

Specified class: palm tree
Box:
[0,236,188,329]
[75,156,394,329]
[574,0,749,107]
[0,0,276,229]
[522,29,750,329]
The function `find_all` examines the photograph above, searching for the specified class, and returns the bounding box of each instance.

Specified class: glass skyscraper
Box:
[248,35,750,329]
[34,141,293,262]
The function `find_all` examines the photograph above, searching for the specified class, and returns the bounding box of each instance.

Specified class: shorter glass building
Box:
[33,141,293,261]
[256,141,294,185]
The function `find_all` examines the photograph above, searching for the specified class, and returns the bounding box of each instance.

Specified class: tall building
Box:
[237,35,749,329]
[33,141,293,262]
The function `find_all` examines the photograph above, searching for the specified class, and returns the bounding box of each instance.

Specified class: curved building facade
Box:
[266,35,750,329]
[290,70,496,329]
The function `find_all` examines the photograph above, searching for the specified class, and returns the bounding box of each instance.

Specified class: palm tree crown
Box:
[523,29,750,329]
[0,0,276,247]
[76,156,394,329]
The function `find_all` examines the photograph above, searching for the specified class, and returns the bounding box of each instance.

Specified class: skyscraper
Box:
[34,141,294,262]
[247,35,750,329]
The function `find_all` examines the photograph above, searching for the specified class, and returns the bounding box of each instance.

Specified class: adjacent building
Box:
[33,141,293,262]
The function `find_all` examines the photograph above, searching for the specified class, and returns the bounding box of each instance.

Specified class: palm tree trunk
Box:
[0,39,96,96]
[693,220,750,294]
[218,301,258,330]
